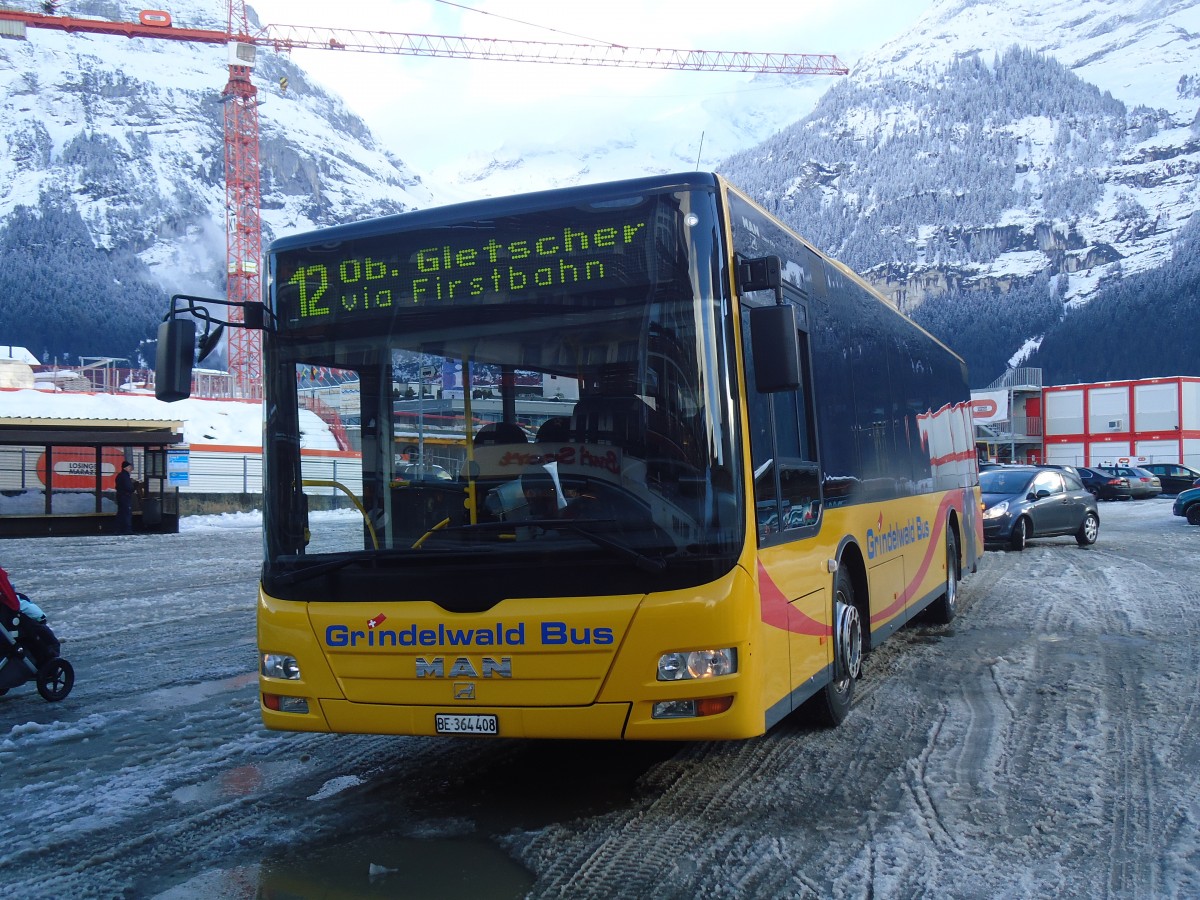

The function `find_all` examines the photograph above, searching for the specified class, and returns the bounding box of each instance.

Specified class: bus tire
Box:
[807,566,861,727]
[927,526,959,624]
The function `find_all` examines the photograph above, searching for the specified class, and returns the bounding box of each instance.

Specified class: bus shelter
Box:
[0,416,184,538]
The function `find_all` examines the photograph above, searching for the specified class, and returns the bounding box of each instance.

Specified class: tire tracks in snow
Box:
[5,504,1200,898]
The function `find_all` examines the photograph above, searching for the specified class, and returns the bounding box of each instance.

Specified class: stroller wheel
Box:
[37,658,74,702]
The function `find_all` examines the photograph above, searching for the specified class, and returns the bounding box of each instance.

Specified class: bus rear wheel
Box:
[807,566,861,726]
[927,526,959,624]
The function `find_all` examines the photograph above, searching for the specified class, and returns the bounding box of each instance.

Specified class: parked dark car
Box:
[1076,466,1134,500]
[1096,466,1162,499]
[1173,486,1200,525]
[980,466,1100,550]
[1141,462,1200,495]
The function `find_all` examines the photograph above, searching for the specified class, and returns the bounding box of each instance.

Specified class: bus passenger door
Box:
[741,282,827,704]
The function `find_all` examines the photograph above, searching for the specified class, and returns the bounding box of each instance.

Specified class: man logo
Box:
[454,683,476,700]
[416,656,513,678]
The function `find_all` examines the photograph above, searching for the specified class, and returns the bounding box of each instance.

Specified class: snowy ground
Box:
[1,499,1197,898]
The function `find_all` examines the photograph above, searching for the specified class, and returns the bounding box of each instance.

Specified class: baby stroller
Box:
[0,592,74,703]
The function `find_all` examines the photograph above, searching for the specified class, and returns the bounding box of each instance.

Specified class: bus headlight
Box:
[657,648,737,681]
[261,652,301,680]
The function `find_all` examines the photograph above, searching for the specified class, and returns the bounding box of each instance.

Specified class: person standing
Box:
[115,460,136,534]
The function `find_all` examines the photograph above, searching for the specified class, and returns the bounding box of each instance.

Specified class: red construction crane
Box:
[0,4,848,396]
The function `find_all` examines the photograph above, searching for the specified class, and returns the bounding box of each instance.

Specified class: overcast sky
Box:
[246,0,933,175]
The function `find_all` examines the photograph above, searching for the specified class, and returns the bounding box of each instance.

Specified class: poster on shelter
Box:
[168,451,190,487]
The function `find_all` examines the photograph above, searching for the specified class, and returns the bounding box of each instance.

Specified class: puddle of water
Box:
[153,834,533,899]
[161,740,678,899]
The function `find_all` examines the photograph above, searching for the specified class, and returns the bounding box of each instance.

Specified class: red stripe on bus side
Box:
[869,492,958,624]
[759,491,965,633]
[758,560,827,636]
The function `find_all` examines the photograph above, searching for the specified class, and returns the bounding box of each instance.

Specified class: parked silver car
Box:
[1096,466,1162,499]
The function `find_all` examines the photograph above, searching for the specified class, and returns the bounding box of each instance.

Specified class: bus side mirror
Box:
[155,318,196,402]
[750,304,801,392]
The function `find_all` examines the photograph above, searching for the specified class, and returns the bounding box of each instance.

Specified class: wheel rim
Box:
[1014,519,1026,548]
[46,665,67,692]
[833,595,862,685]
[945,532,959,613]
[1084,514,1098,542]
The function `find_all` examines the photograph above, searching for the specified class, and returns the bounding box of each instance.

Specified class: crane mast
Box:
[222,1,262,394]
[0,4,847,397]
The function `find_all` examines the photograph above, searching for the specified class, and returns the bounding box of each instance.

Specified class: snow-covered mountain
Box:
[0,0,438,362]
[853,0,1198,305]
[719,0,1200,382]
[424,71,836,200]
[1,0,1197,386]
[0,0,847,364]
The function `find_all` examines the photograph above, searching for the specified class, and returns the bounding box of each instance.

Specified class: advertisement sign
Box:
[35,448,124,489]
[970,390,1010,424]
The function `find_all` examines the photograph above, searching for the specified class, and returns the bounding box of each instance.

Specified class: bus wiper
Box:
[273,549,417,585]
[424,519,668,572]
[559,521,668,573]
[274,555,363,585]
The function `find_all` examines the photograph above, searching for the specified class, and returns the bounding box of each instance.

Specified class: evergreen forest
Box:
[2,41,1197,390]
[721,46,1200,387]
[0,192,164,367]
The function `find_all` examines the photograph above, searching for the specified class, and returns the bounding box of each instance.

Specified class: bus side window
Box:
[742,302,821,540]
[772,331,821,532]
[742,312,777,536]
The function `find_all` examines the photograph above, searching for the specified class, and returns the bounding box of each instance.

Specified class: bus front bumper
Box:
[261,694,762,740]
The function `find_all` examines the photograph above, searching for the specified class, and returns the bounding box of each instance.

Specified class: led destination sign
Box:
[275,210,656,327]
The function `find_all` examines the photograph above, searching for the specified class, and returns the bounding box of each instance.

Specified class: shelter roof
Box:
[0,390,183,446]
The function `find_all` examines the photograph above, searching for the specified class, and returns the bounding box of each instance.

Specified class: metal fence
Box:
[0,448,363,505]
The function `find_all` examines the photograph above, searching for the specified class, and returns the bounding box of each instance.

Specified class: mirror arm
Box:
[155,294,275,403]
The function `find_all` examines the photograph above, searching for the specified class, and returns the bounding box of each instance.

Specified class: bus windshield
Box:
[261,181,744,607]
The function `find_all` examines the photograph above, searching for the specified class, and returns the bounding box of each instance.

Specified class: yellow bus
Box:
[160,172,983,739]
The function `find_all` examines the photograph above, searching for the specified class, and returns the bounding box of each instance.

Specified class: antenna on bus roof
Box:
[695,131,705,169]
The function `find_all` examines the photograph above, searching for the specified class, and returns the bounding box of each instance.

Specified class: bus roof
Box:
[269,171,723,254]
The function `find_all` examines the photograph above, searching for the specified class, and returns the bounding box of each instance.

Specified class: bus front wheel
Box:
[807,567,861,726]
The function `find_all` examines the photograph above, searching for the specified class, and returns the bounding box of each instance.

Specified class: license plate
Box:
[435,713,498,735]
